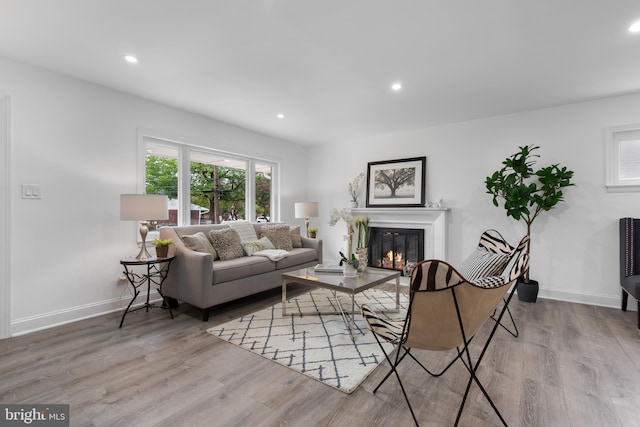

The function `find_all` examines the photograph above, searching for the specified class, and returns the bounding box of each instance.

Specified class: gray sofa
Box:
[159,223,323,321]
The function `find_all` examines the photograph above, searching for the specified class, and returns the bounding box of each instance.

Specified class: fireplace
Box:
[369,227,424,275]
[351,207,449,278]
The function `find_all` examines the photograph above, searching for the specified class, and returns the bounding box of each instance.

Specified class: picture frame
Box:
[366,157,426,207]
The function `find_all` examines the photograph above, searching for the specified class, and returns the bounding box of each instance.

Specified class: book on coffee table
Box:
[313,264,343,273]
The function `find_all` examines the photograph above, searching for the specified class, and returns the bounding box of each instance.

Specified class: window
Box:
[141,133,277,226]
[606,124,640,192]
[255,162,272,222]
[190,151,246,224]
[144,142,178,229]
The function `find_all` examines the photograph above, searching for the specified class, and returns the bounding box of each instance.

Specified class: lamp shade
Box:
[294,202,318,218]
[120,194,169,221]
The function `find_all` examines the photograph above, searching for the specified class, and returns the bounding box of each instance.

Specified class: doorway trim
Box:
[1,93,11,338]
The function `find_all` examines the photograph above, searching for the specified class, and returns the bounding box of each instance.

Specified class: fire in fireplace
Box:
[369,227,424,276]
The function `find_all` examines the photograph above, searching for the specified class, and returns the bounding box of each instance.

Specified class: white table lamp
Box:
[120,194,169,259]
[295,202,319,237]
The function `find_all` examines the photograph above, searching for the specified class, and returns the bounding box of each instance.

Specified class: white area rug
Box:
[207,288,408,393]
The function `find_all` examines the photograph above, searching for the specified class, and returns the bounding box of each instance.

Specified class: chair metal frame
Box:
[363,236,528,427]
[479,229,522,337]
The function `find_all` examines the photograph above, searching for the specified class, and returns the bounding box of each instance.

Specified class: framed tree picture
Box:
[366,157,426,207]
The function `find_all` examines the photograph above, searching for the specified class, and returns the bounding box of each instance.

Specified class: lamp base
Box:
[135,246,152,260]
[135,221,152,260]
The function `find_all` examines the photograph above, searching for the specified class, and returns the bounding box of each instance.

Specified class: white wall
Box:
[4,53,639,336]
[0,56,310,335]
[309,93,640,309]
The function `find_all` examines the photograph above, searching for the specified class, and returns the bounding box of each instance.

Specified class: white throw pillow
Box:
[242,236,276,256]
[459,248,510,281]
[228,221,259,243]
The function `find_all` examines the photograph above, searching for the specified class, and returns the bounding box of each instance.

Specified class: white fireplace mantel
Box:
[351,207,449,260]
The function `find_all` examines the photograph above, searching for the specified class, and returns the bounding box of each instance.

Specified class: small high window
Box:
[606,124,640,192]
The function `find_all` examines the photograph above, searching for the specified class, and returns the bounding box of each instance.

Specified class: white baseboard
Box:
[534,286,630,310]
[9,283,633,337]
[11,290,164,336]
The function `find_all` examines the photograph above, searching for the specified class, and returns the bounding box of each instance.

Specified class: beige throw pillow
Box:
[209,228,245,261]
[290,226,302,248]
[259,224,293,251]
[182,232,218,259]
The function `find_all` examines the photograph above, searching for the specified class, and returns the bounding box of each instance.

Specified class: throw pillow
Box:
[259,224,293,251]
[209,228,245,261]
[182,232,218,259]
[459,248,511,281]
[228,221,259,243]
[290,226,302,248]
[242,236,276,256]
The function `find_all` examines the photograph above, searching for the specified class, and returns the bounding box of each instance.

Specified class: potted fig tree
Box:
[485,145,574,302]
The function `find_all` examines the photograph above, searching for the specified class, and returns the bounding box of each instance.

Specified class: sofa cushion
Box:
[209,228,245,261]
[259,224,293,251]
[228,220,259,243]
[212,256,275,285]
[459,248,510,281]
[275,247,318,269]
[290,226,302,248]
[182,232,218,259]
[242,236,276,256]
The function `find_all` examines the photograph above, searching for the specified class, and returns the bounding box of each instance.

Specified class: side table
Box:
[119,256,175,328]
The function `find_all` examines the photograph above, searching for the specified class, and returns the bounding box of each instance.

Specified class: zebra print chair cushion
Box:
[360,304,404,344]
[479,229,515,255]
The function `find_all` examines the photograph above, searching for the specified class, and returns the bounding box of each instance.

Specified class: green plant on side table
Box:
[485,145,575,302]
[339,251,359,278]
[308,227,317,238]
[152,238,173,258]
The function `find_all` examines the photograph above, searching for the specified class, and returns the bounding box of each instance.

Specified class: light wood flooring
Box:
[1,284,640,427]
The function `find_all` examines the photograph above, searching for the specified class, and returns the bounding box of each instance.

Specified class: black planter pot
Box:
[517,279,539,303]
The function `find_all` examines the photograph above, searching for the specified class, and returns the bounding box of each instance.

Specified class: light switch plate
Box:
[21,184,42,199]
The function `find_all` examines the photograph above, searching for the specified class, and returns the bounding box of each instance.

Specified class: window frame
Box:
[605,123,640,192]
[137,129,279,227]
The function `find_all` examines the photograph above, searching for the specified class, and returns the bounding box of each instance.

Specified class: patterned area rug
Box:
[207,288,408,393]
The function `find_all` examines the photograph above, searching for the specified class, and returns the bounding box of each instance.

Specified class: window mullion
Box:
[179,147,191,225]
[246,159,256,222]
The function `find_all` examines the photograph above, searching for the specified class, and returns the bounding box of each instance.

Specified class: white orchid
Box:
[329,208,355,251]
[329,208,353,228]
[348,173,365,203]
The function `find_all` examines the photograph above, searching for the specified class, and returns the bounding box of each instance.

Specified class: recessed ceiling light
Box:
[391,82,403,91]
[629,20,640,33]
[277,113,285,119]
[123,55,139,63]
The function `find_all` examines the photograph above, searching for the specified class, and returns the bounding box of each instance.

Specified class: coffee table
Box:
[281,267,401,340]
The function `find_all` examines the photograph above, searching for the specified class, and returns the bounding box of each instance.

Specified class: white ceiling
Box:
[2,0,640,146]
